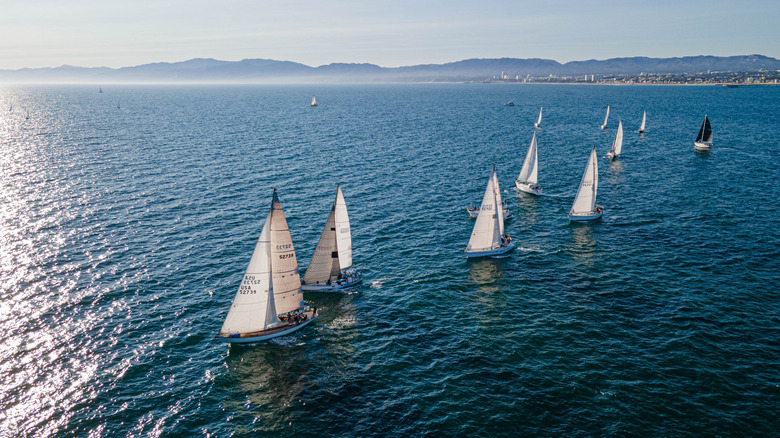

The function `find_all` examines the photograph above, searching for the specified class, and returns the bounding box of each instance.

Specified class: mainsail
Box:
[601,106,610,128]
[535,107,543,127]
[570,146,599,215]
[639,111,646,133]
[517,132,538,185]
[610,121,624,156]
[269,190,304,314]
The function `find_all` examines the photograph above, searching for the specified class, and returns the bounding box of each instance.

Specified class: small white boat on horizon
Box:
[694,115,713,150]
[466,166,514,258]
[569,145,603,222]
[217,189,317,343]
[516,131,542,196]
[301,185,362,292]
[600,105,610,130]
[311,95,318,107]
[606,120,624,160]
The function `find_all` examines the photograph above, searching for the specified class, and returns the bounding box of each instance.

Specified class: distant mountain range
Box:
[1,55,778,83]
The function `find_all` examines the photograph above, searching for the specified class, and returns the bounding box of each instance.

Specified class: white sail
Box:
[570,146,599,215]
[303,185,353,285]
[639,111,646,132]
[517,132,538,185]
[220,214,278,335]
[269,191,304,314]
[601,106,610,129]
[466,169,501,252]
[311,96,317,106]
[492,169,504,236]
[535,107,542,127]
[334,185,352,269]
[609,120,624,157]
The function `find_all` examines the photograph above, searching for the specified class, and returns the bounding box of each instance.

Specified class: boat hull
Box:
[465,242,515,258]
[217,311,317,343]
[568,211,603,222]
[516,181,542,196]
[606,152,618,160]
[694,141,712,150]
[534,123,540,128]
[302,276,362,291]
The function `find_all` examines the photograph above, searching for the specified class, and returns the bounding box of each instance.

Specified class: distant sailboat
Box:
[600,105,610,129]
[606,120,624,160]
[694,115,713,150]
[638,110,646,133]
[301,185,362,291]
[117,102,120,109]
[217,189,317,343]
[25,110,29,120]
[504,101,515,106]
[311,96,318,107]
[569,145,603,222]
[99,87,103,93]
[465,166,514,257]
[516,131,542,195]
[534,106,542,128]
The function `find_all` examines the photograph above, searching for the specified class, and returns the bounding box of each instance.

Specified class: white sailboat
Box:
[600,105,610,129]
[516,131,542,195]
[311,96,318,107]
[465,166,514,257]
[638,110,646,133]
[217,189,317,343]
[534,106,542,128]
[694,115,712,149]
[606,120,624,160]
[301,185,362,291]
[569,145,603,222]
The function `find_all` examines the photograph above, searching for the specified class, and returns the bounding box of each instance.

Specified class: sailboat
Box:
[606,120,624,160]
[217,189,317,343]
[465,166,514,257]
[516,131,542,195]
[25,110,29,120]
[99,87,103,93]
[569,145,603,222]
[638,110,646,133]
[301,185,362,291]
[600,105,610,129]
[311,96,318,107]
[534,106,542,128]
[694,115,713,149]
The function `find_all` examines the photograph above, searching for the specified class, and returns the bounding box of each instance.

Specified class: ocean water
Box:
[0,83,778,437]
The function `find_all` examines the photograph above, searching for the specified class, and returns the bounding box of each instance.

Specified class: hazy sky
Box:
[1,0,778,69]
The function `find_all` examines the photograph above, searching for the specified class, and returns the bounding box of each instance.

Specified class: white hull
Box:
[694,141,712,150]
[302,276,362,291]
[569,211,603,222]
[465,241,515,258]
[534,123,540,129]
[467,207,512,220]
[516,181,542,195]
[600,124,607,130]
[606,151,617,160]
[218,311,317,343]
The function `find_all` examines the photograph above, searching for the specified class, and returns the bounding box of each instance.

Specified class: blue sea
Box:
[1,83,778,436]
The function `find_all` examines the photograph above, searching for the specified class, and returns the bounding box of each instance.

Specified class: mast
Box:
[492,167,504,236]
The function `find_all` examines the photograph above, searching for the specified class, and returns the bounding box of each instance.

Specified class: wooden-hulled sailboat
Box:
[694,115,712,149]
[534,106,543,128]
[516,131,542,195]
[569,145,603,222]
[466,166,514,257]
[600,106,610,129]
[606,120,624,160]
[301,185,361,291]
[217,189,317,343]
[638,110,646,133]
[311,96,318,107]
